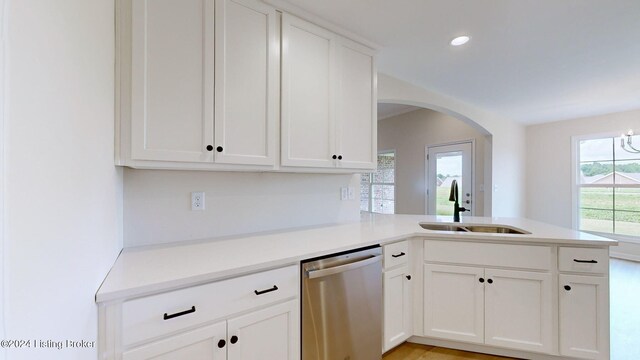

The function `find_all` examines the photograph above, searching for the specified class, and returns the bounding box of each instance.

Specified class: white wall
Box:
[526,108,640,258]
[378,108,488,215]
[4,1,122,359]
[124,170,360,247]
[1,0,8,350]
[378,73,526,217]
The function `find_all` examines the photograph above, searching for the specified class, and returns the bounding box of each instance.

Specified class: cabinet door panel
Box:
[559,274,608,360]
[131,0,214,162]
[484,269,553,353]
[214,0,277,165]
[384,266,413,352]
[281,14,335,168]
[423,264,484,343]
[227,300,299,360]
[122,322,226,360]
[335,37,376,169]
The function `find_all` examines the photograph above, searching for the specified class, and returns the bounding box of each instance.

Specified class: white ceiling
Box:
[282,0,640,124]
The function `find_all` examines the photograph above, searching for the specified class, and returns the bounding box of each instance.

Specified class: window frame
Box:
[361,149,396,214]
[571,132,640,243]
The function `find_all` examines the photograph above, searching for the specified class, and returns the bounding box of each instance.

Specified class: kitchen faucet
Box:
[449,179,468,222]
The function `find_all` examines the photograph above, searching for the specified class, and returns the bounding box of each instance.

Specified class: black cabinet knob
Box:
[564,285,571,291]
[332,155,337,159]
[230,335,238,344]
[487,279,493,284]
[406,275,411,280]
[206,145,214,151]
[216,146,223,152]
[217,339,226,348]
[479,278,485,283]
[338,155,343,160]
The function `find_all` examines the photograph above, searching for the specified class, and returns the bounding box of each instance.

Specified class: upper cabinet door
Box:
[130,0,215,162]
[214,0,277,165]
[335,37,376,170]
[281,14,336,168]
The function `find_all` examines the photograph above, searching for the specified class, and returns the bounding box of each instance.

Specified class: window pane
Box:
[580,209,614,233]
[580,187,613,210]
[374,153,395,183]
[614,160,640,185]
[615,134,640,161]
[360,198,369,212]
[436,186,452,216]
[372,199,394,214]
[579,161,614,184]
[360,173,370,183]
[615,211,640,236]
[615,188,640,211]
[372,185,394,201]
[579,138,613,162]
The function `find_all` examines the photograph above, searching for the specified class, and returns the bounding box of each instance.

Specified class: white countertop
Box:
[96,215,616,303]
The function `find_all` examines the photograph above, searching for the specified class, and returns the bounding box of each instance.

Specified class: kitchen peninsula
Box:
[97,215,615,360]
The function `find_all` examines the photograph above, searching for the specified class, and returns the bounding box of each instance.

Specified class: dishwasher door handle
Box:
[306,255,382,279]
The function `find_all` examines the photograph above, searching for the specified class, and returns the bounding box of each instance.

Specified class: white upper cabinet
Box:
[130,0,215,163]
[335,37,376,169]
[281,14,335,168]
[121,0,278,168]
[118,2,376,171]
[281,13,376,170]
[214,0,278,165]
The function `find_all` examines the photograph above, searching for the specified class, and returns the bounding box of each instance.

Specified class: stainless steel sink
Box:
[419,223,470,232]
[463,225,530,234]
[419,222,530,235]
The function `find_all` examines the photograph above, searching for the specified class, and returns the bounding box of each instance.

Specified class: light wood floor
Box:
[383,343,515,360]
[384,258,640,360]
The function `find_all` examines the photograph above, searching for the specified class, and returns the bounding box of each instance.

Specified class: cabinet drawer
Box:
[559,247,608,274]
[384,241,409,269]
[122,265,298,346]
[424,240,552,270]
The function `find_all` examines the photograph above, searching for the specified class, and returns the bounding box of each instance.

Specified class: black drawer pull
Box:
[406,275,412,280]
[163,306,196,320]
[391,252,406,258]
[573,259,598,264]
[254,285,278,295]
[487,279,493,284]
[564,285,571,291]
[217,339,226,348]
[230,335,239,344]
[479,277,485,283]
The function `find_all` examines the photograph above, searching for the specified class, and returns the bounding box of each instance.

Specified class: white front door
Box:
[426,142,473,216]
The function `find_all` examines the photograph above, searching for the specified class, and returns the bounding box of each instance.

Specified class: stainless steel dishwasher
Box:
[301,246,382,360]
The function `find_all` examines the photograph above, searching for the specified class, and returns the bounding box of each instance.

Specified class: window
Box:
[361,151,395,214]
[577,134,640,237]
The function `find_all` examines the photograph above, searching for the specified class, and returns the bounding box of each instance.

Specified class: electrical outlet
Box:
[340,187,348,200]
[191,191,205,211]
[347,187,355,200]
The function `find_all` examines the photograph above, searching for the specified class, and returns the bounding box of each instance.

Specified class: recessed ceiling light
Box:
[450,36,470,46]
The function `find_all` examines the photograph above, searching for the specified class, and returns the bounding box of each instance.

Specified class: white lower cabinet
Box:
[423,264,484,344]
[559,274,609,360]
[484,269,552,353]
[423,264,553,354]
[383,265,413,351]
[123,322,227,360]
[227,300,299,360]
[124,300,297,360]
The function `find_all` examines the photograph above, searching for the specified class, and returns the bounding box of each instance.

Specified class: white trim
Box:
[0,0,8,346]
[262,0,381,50]
[610,251,640,262]
[425,139,475,216]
